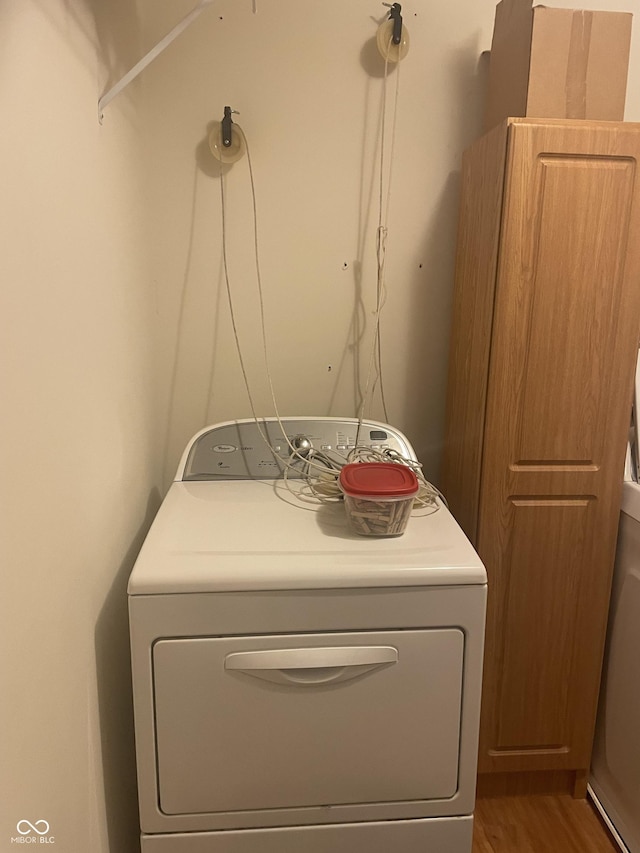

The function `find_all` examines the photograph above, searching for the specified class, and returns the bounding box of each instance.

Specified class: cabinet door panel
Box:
[516,155,635,465]
[477,121,640,774]
[494,498,592,751]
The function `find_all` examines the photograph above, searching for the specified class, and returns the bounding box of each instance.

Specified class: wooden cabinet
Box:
[441,118,640,793]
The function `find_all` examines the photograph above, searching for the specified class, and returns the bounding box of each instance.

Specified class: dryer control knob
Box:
[291,435,312,457]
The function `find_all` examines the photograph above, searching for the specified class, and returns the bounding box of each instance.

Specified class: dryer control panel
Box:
[178,417,416,480]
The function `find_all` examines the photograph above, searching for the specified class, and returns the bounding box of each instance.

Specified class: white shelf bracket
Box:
[98,0,257,124]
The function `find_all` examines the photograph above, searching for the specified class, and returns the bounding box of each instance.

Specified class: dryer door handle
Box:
[224,645,398,686]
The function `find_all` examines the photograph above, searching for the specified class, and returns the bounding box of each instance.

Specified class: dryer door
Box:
[152,629,464,816]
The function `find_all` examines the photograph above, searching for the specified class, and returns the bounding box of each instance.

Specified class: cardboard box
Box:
[484,0,632,131]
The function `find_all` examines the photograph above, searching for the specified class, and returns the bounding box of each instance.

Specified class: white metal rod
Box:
[98,0,216,122]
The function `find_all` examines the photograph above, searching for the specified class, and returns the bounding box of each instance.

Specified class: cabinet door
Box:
[477,121,640,774]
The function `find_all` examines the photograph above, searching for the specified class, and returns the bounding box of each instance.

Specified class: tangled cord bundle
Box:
[282,443,445,513]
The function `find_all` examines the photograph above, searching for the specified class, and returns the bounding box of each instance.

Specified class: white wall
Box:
[139,0,499,484]
[140,0,640,489]
[0,1,157,851]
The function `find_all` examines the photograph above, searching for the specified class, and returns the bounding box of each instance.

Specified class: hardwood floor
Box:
[473,795,619,852]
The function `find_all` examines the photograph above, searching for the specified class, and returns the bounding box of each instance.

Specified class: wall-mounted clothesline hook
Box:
[221,107,240,148]
[377,2,409,61]
[381,3,403,45]
[210,107,245,163]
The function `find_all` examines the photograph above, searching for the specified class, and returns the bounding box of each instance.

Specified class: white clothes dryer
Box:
[128,418,487,853]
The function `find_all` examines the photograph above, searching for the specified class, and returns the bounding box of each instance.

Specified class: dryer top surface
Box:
[128,480,486,594]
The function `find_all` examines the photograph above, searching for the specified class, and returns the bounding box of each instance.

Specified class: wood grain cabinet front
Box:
[441,118,640,793]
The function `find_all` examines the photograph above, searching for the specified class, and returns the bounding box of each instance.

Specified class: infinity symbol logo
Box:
[17,820,50,835]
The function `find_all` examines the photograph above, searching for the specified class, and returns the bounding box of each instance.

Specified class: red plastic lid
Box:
[339,462,419,497]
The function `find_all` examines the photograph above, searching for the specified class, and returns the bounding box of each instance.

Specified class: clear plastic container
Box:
[339,462,419,537]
